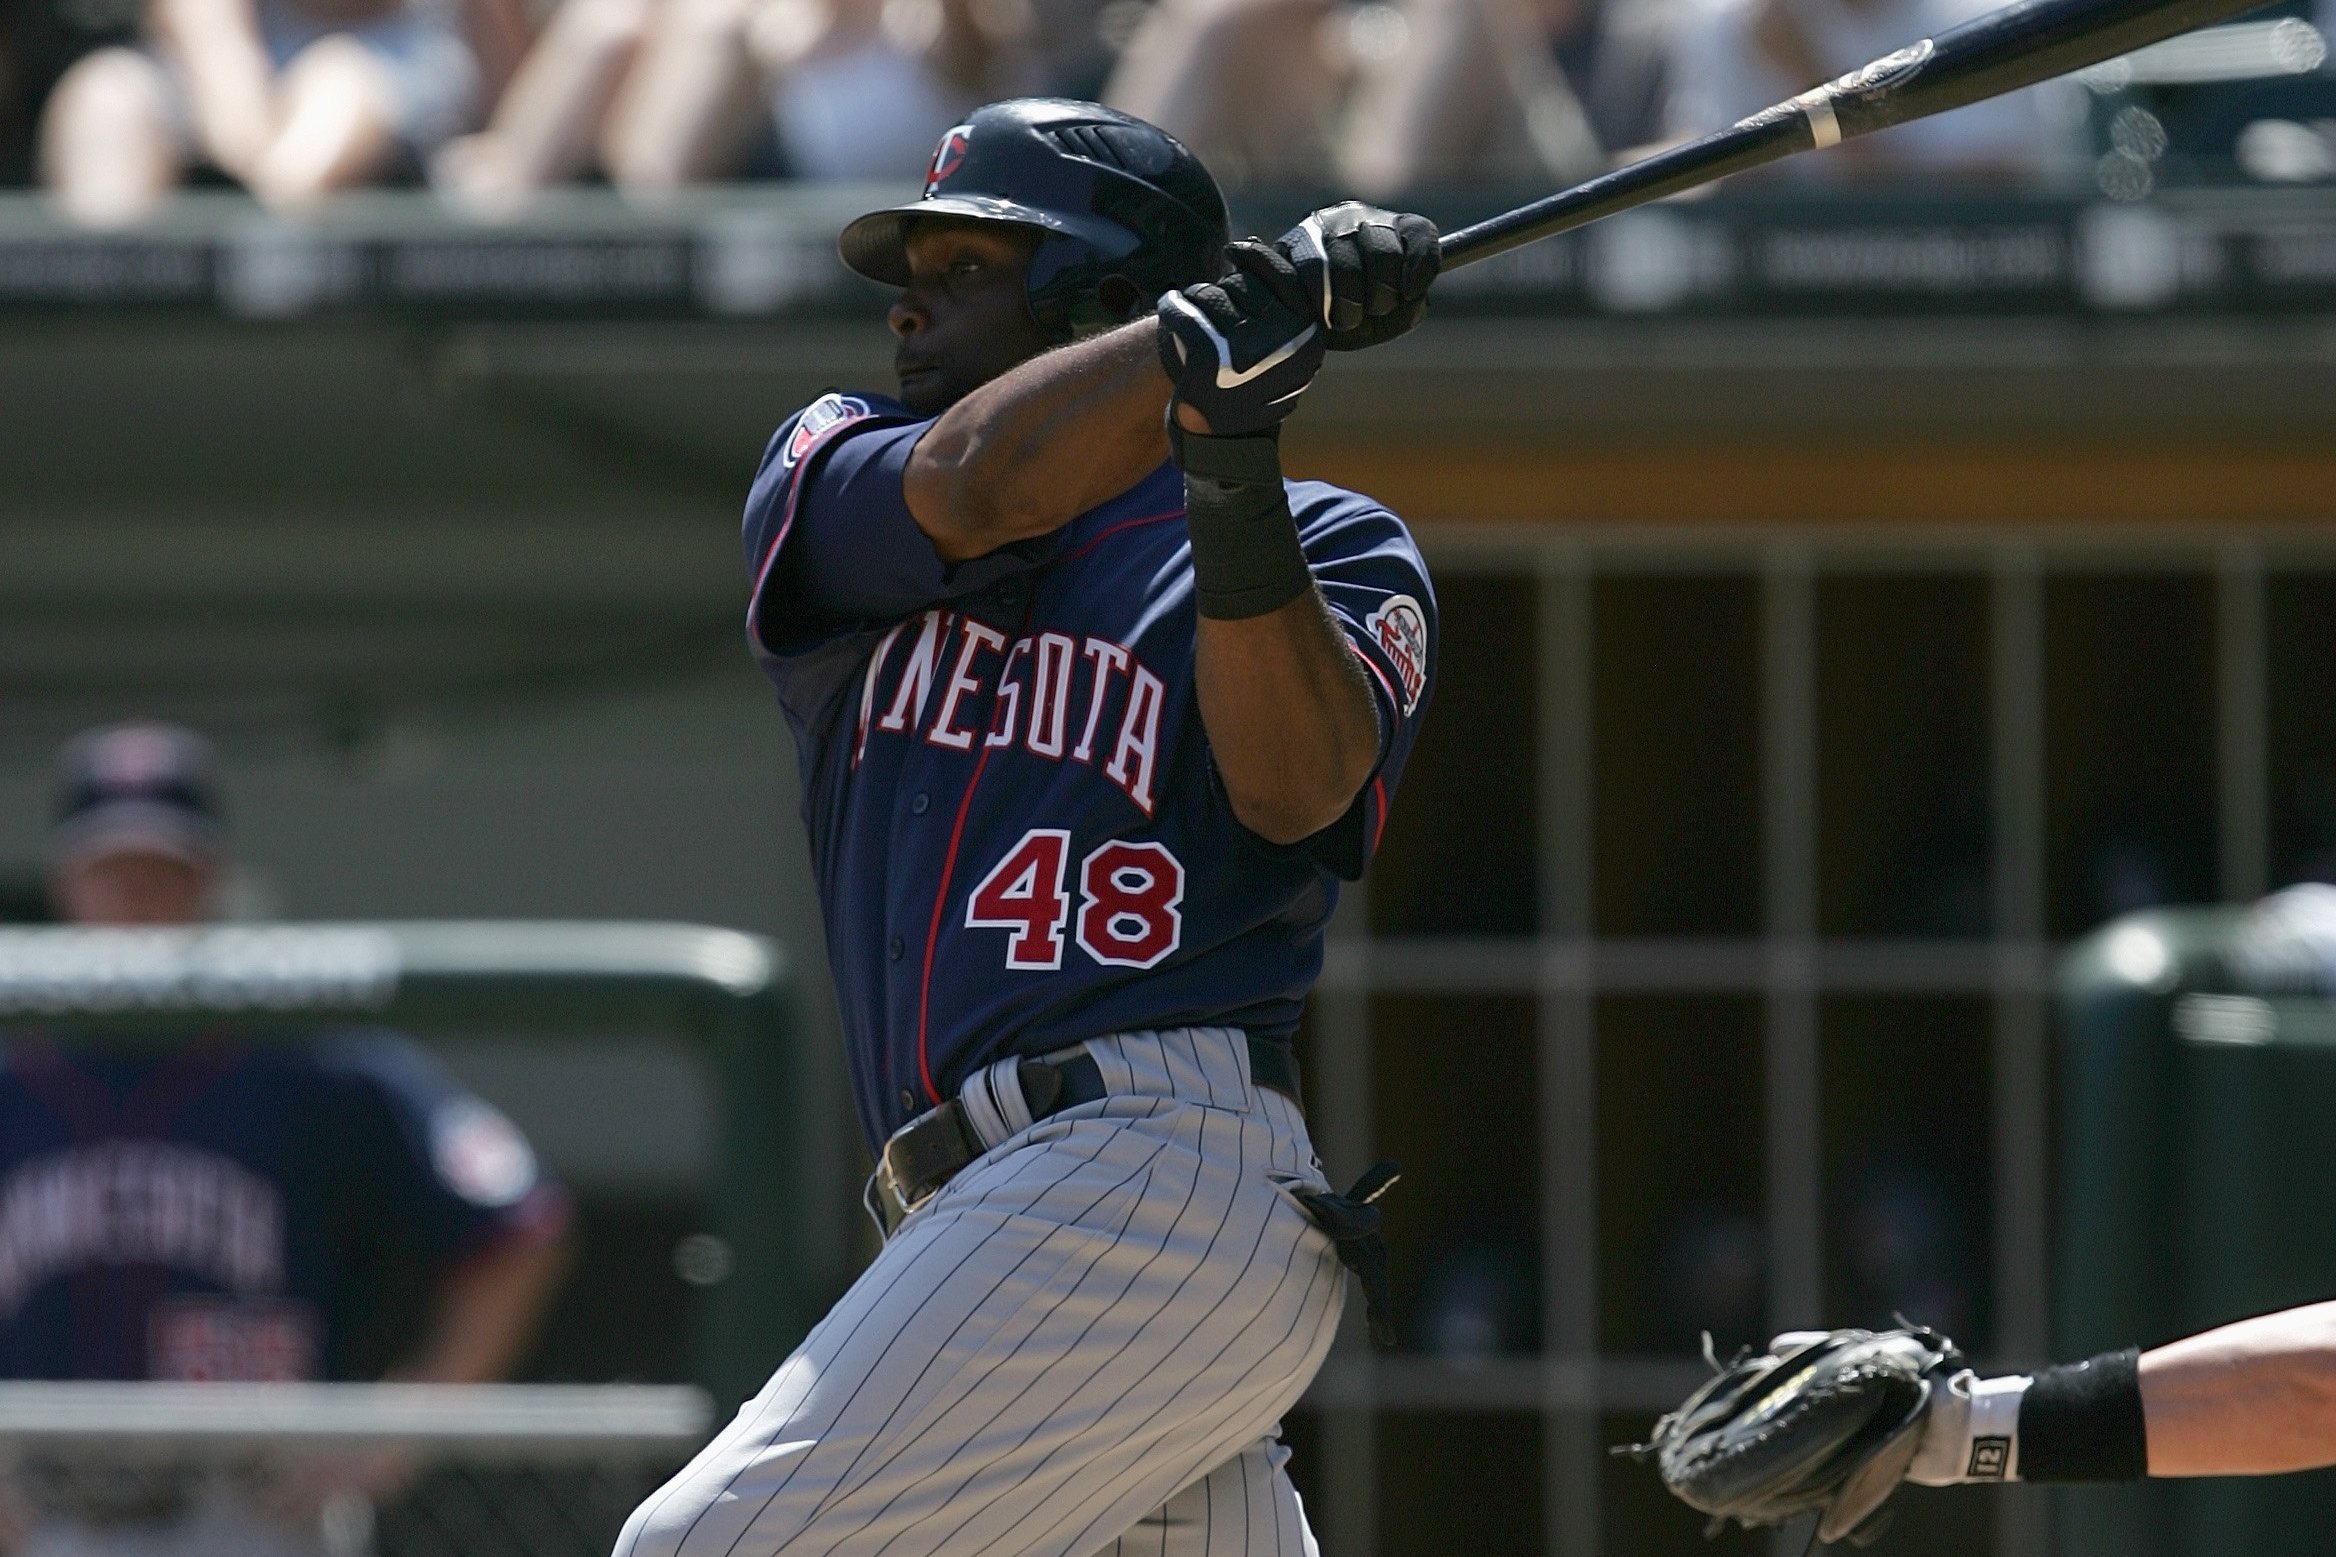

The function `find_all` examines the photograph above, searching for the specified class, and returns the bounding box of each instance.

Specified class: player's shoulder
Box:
[1284,479,1430,566]
[302,1028,455,1099]
[1284,477,1408,529]
[762,389,921,472]
[306,1032,545,1206]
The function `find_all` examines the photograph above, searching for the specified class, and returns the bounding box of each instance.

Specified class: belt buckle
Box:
[871,1149,917,1236]
[873,1099,982,1235]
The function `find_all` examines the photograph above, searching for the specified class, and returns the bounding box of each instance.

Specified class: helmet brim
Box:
[838,194,1136,286]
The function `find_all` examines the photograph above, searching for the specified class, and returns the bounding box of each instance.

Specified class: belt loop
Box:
[959,1055,1038,1150]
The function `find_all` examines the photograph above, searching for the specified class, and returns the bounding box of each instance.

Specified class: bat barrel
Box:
[1439,0,2280,272]
[1828,0,2273,135]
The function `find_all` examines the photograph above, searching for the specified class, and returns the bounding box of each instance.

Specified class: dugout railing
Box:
[0,1380,712,1556]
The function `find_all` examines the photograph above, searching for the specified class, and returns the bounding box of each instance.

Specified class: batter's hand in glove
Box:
[1285,202,1440,351]
[1621,1326,1961,1547]
[1156,238,1327,437]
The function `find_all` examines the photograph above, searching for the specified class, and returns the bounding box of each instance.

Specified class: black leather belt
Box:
[870,1033,1302,1235]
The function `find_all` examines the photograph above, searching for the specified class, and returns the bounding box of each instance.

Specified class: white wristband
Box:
[1909,1369,2033,1486]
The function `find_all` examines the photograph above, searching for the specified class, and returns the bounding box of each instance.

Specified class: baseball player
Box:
[1,723,572,1556]
[615,98,1440,1557]
[1635,1298,2336,1543]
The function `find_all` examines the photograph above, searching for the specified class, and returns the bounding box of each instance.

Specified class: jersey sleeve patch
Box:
[429,1097,540,1208]
[779,393,875,473]
[1362,595,1429,717]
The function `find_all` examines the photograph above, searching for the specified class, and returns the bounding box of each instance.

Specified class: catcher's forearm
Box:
[2140,1300,2336,1477]
[1637,1309,2336,1544]
[1929,1302,2336,1484]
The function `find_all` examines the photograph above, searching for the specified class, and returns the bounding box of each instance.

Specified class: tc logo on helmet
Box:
[925,125,974,195]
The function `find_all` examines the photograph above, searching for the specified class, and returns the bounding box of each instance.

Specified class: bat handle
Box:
[1437,111,1815,270]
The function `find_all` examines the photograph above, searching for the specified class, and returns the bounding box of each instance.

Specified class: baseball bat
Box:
[1438,0,2273,267]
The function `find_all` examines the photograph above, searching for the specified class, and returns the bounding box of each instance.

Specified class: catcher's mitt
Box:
[1622,1326,1960,1547]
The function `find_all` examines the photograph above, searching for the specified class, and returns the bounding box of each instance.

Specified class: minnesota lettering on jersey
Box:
[850,611,1166,817]
[745,395,1440,1143]
[0,1143,283,1316]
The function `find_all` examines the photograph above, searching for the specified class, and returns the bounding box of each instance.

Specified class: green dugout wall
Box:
[2056,895,2336,1557]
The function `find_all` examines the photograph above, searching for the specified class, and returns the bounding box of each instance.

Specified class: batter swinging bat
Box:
[1438,0,2274,267]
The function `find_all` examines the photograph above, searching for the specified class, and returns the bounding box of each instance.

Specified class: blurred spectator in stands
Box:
[1,0,147,188]
[761,0,1045,176]
[1339,0,1673,197]
[432,0,767,210]
[437,0,1048,209]
[1103,0,1347,182]
[37,0,529,227]
[0,723,571,1555]
[1664,0,2074,177]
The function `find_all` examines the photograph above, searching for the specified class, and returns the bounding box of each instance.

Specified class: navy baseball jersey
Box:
[0,1032,565,1382]
[744,392,1437,1149]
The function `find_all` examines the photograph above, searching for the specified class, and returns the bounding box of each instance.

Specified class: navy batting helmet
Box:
[838,99,1231,343]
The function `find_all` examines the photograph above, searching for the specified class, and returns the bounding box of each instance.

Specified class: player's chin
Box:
[895,365,960,416]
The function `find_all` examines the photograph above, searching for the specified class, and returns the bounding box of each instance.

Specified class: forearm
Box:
[151,0,275,171]
[1907,1302,2336,1491]
[465,0,537,98]
[905,321,1172,562]
[393,1231,571,1384]
[603,0,759,187]
[2142,1301,2336,1476]
[1196,593,1380,843]
[478,0,656,184]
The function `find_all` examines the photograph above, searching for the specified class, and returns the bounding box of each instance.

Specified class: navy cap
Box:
[50,723,225,868]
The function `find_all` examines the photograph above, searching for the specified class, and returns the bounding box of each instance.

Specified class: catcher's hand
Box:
[1621,1326,1961,1548]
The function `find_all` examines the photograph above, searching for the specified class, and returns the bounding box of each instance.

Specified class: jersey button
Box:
[889,936,905,960]
[910,792,930,815]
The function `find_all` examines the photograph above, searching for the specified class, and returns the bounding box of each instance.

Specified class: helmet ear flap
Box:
[1060,275,1147,339]
[1026,236,1151,341]
[1095,275,1143,321]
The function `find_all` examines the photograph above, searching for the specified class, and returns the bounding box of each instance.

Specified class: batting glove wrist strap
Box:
[1907,1369,2030,1485]
[1172,428,1311,621]
[1156,243,1325,437]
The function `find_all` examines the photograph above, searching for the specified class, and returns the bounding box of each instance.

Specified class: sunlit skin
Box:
[892,219,1381,845]
[2140,1301,2336,1477]
[51,847,216,925]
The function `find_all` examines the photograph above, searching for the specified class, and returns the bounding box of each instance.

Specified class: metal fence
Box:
[1290,529,2336,1557]
[0,1382,707,1557]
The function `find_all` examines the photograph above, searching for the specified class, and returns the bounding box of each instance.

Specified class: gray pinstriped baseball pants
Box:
[612,1028,1345,1557]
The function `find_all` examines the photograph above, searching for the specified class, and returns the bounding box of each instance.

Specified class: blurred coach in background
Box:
[0,723,571,1557]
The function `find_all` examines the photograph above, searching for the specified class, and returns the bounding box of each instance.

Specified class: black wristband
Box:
[1173,427,1311,620]
[2019,1347,2148,1482]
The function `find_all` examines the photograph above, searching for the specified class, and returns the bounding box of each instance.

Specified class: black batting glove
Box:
[1285,203,1441,351]
[1156,239,1326,437]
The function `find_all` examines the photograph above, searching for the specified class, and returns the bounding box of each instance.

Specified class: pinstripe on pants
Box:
[613,1028,1344,1557]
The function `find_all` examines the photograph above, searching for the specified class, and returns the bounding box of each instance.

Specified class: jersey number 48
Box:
[965,829,1185,971]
